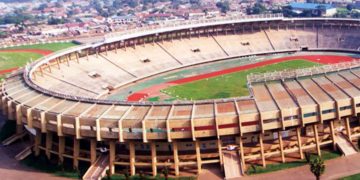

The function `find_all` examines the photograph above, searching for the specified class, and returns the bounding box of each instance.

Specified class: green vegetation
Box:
[0,120,16,141]
[310,156,325,180]
[0,42,78,77]
[341,173,360,180]
[246,150,340,175]
[4,42,78,51]
[148,96,160,102]
[21,154,88,179]
[163,60,319,100]
[0,52,42,71]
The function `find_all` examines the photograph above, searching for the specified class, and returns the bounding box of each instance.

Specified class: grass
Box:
[148,96,160,102]
[341,173,360,180]
[0,42,78,75]
[105,174,196,180]
[246,150,341,175]
[4,42,78,51]
[21,154,88,179]
[0,52,43,71]
[163,60,319,100]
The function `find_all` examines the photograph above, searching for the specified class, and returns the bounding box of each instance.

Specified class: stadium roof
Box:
[289,2,334,10]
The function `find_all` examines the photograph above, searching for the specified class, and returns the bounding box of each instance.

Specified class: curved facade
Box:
[1,15,360,178]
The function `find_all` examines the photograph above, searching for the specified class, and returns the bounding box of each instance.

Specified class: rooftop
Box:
[289,2,334,10]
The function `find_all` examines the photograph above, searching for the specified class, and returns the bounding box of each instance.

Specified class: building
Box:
[289,2,337,16]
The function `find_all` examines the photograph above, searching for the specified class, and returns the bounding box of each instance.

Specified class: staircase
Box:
[2,131,27,146]
[15,145,33,161]
[263,30,276,51]
[83,154,109,180]
[223,150,243,179]
[335,133,357,156]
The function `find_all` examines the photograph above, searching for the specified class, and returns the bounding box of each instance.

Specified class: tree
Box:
[162,166,169,180]
[310,156,325,180]
[123,168,130,180]
[216,1,230,13]
[246,3,266,15]
[113,0,123,9]
[305,152,311,163]
[128,0,138,8]
[346,4,354,11]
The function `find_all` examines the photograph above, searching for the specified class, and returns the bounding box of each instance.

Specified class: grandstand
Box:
[1,14,360,179]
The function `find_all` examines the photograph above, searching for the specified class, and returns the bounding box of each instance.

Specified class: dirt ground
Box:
[0,115,70,180]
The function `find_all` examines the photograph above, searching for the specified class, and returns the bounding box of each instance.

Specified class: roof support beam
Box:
[142,106,153,143]
[166,105,174,142]
[118,105,133,142]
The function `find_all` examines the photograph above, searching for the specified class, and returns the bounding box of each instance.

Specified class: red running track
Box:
[0,49,53,56]
[0,49,54,76]
[169,55,354,85]
[126,55,355,101]
[0,67,19,75]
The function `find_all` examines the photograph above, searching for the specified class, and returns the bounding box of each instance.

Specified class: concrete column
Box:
[218,139,223,171]
[151,142,157,176]
[26,108,33,129]
[259,134,266,167]
[195,140,202,174]
[58,136,65,163]
[296,128,304,159]
[73,139,80,169]
[34,130,41,156]
[129,142,136,176]
[329,121,336,150]
[66,55,70,66]
[278,131,285,163]
[313,124,321,156]
[7,101,14,120]
[45,132,53,159]
[239,137,245,174]
[173,141,180,176]
[56,58,60,69]
[90,139,97,164]
[76,52,79,63]
[15,105,23,134]
[345,117,352,141]
[109,141,115,175]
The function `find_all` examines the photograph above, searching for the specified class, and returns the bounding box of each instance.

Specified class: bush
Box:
[0,120,16,141]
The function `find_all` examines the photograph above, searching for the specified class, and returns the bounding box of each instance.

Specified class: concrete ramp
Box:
[15,145,33,161]
[83,154,109,180]
[223,151,243,179]
[2,131,27,146]
[335,133,357,156]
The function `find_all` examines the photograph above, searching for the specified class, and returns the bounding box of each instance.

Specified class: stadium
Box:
[1,14,360,179]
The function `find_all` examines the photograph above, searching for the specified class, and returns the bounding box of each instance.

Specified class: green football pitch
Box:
[0,42,78,80]
[162,60,319,100]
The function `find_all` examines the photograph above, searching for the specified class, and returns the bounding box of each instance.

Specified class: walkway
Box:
[335,133,357,156]
[83,154,109,180]
[223,151,242,179]
[240,153,360,180]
